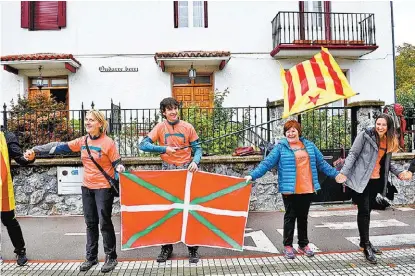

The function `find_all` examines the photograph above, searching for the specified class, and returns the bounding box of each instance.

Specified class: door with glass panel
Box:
[172,75,213,108]
[300,1,331,43]
[28,76,69,110]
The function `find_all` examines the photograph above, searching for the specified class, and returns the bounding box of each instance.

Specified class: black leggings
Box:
[352,179,382,247]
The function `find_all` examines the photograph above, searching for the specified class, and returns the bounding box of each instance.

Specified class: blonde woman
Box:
[25,110,125,273]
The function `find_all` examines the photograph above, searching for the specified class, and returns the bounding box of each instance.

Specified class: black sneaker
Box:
[101,255,118,273]
[189,248,200,263]
[79,259,98,271]
[16,252,28,266]
[157,246,173,263]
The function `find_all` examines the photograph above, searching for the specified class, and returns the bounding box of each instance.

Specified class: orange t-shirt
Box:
[371,137,387,179]
[290,141,314,194]
[147,120,199,166]
[68,134,120,189]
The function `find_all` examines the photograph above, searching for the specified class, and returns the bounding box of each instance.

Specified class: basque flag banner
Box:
[120,170,251,251]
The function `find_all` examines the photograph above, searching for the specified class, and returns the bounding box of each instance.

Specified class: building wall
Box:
[1,1,395,110]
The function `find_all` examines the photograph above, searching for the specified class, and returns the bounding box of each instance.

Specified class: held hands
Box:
[188,162,198,173]
[244,175,252,183]
[116,164,125,173]
[335,173,347,183]
[24,149,36,161]
[398,171,413,181]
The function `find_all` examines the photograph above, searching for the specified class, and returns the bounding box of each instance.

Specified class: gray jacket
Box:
[340,128,403,194]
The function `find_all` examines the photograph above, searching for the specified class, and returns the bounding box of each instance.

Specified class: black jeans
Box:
[282,193,313,248]
[1,210,26,254]
[81,186,117,261]
[352,179,382,247]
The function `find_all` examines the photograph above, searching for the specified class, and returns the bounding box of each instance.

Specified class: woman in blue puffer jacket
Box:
[245,120,343,259]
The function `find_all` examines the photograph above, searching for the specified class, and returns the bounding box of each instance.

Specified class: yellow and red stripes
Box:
[0,131,15,212]
[281,47,356,118]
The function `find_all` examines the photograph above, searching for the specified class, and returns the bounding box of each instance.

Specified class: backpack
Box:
[383,104,407,150]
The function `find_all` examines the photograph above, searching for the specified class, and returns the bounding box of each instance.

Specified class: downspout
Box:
[390,1,397,103]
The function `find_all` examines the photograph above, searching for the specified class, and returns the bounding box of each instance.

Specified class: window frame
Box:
[174,1,208,28]
[21,1,66,31]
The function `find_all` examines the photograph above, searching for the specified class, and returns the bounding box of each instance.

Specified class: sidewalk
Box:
[1,247,415,276]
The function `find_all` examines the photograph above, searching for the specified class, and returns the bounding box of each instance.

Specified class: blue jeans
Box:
[81,186,117,260]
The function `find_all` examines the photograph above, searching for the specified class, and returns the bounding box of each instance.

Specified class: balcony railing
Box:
[272,11,376,48]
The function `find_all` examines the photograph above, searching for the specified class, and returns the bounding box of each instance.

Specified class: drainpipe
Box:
[390,1,397,103]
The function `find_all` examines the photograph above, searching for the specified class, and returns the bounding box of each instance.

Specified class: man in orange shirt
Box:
[139,97,202,263]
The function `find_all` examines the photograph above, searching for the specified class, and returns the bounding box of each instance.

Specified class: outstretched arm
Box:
[6,132,34,166]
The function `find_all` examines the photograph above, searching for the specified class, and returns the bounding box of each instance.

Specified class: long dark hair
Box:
[374,114,398,153]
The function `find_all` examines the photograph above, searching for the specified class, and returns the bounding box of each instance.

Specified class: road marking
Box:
[395,207,415,211]
[346,234,415,247]
[243,230,279,253]
[315,219,408,230]
[65,232,120,236]
[309,210,379,217]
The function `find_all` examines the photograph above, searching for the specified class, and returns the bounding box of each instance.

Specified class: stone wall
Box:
[10,153,415,216]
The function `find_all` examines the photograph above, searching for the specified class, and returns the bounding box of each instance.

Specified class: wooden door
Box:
[173,87,194,108]
[193,87,213,108]
[28,89,51,100]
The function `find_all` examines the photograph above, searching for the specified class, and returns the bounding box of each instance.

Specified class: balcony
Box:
[271,12,378,57]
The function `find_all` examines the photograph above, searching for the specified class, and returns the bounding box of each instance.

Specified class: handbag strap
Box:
[84,136,115,186]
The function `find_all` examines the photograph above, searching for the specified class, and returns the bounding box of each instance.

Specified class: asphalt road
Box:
[2,204,415,262]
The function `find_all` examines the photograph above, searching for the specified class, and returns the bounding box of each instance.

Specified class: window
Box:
[304,1,323,28]
[21,1,66,30]
[174,1,208,28]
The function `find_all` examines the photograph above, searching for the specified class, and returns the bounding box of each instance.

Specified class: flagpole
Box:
[177,117,283,150]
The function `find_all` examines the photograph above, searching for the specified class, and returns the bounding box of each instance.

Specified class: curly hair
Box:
[160,97,180,117]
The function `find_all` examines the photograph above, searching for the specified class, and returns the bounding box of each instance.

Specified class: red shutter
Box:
[57,1,66,27]
[34,1,59,30]
[21,1,30,28]
[204,1,208,28]
[174,1,178,28]
[299,1,304,12]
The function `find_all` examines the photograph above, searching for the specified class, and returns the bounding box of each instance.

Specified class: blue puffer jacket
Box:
[250,138,339,194]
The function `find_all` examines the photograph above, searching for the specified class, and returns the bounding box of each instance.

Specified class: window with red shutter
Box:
[174,1,208,28]
[20,1,66,30]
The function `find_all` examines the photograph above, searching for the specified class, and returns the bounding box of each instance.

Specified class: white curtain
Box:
[193,1,204,28]
[178,1,188,27]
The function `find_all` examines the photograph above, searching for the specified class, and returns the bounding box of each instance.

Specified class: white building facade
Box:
[1,1,395,111]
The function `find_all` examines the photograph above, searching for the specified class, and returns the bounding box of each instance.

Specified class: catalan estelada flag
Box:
[282,47,356,118]
[0,131,15,212]
[120,170,251,251]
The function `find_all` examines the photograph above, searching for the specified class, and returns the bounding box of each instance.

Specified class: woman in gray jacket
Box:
[337,114,412,264]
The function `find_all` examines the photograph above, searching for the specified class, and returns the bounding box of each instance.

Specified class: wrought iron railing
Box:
[1,104,270,157]
[298,106,353,151]
[272,11,376,48]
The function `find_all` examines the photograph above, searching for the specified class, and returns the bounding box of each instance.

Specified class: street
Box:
[2,204,415,262]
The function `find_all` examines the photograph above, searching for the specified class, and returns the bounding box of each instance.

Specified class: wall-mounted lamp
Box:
[188,64,196,80]
[36,65,44,90]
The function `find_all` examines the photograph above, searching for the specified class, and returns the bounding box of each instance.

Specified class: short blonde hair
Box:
[87,109,109,134]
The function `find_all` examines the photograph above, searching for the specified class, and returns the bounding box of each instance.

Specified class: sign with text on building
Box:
[57,167,84,195]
